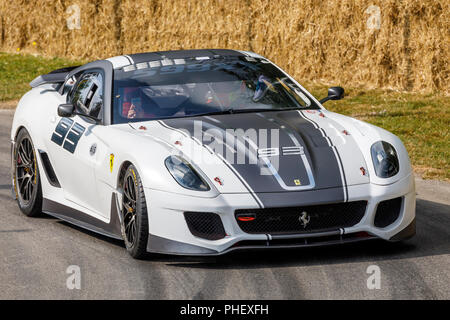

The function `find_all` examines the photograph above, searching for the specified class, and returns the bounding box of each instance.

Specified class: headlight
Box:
[370,141,399,178]
[165,155,210,191]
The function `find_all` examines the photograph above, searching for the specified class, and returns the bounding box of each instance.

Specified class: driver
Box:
[125,88,157,119]
[127,95,144,119]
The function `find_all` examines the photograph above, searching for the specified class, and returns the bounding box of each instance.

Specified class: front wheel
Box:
[121,164,149,259]
[13,128,42,217]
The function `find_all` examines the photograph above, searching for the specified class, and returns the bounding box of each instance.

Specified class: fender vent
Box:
[38,151,61,188]
[184,212,226,240]
[374,197,403,228]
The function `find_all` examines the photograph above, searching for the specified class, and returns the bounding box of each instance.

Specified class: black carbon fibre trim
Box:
[145,232,376,256]
[42,194,122,239]
[30,65,80,88]
[147,234,218,255]
[389,217,415,241]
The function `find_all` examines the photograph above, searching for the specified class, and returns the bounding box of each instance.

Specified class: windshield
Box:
[112,56,319,123]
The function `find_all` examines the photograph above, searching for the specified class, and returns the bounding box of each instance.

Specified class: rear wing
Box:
[29,66,81,88]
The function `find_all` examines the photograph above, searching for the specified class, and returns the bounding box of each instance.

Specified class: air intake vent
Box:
[38,150,60,188]
[374,197,402,228]
[184,212,226,240]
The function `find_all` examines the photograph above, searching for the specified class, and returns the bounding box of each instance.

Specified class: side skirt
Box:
[42,194,123,240]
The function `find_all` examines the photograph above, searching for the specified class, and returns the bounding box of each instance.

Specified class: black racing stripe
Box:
[203,113,312,190]
[163,116,283,193]
[158,119,264,208]
[301,111,348,202]
[273,111,345,193]
[295,111,348,202]
[161,111,346,207]
[125,52,161,64]
[218,159,264,208]
[157,120,189,138]
[333,146,349,201]
[255,187,345,208]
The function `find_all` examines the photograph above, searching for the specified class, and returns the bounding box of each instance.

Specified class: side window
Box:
[70,71,104,119]
[71,75,92,113]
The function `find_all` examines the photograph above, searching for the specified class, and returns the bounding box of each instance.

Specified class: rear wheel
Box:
[121,164,149,259]
[14,128,42,217]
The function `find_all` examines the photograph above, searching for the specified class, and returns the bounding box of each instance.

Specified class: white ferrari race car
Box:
[11,49,416,259]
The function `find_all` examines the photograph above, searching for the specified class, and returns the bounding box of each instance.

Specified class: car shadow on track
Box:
[56,220,126,247]
[157,198,450,269]
[49,198,450,269]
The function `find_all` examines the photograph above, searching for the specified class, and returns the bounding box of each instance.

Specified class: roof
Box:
[106,49,264,69]
[127,49,244,64]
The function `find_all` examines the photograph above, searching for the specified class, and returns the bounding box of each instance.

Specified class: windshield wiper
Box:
[189,108,235,117]
[232,107,302,113]
[192,108,266,117]
[190,107,309,117]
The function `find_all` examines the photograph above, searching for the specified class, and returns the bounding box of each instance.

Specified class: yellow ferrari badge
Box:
[294,179,301,186]
[109,154,114,173]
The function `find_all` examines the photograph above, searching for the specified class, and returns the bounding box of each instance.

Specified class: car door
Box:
[47,71,108,218]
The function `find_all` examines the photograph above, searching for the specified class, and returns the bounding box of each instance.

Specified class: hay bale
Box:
[0,0,447,93]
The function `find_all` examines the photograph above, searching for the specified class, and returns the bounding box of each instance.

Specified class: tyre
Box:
[121,164,149,259]
[13,128,42,217]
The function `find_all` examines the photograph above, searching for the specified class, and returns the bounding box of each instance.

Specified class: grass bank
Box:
[0,52,84,103]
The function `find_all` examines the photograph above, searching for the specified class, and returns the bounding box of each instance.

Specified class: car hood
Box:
[128,109,370,198]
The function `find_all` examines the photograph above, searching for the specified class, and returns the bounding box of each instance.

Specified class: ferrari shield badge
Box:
[299,211,310,228]
[109,154,114,173]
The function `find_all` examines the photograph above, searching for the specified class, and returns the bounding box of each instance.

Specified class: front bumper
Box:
[144,173,416,256]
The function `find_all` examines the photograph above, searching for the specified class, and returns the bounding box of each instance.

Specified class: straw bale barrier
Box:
[0,0,448,93]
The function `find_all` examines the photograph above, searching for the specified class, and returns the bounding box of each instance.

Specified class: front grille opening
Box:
[184,212,226,240]
[235,201,367,235]
[374,197,403,228]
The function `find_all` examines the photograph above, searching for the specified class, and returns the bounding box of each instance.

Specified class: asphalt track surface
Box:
[0,109,449,299]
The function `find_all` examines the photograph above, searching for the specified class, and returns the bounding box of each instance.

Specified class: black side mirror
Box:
[58,102,102,123]
[57,103,74,117]
[319,86,345,104]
